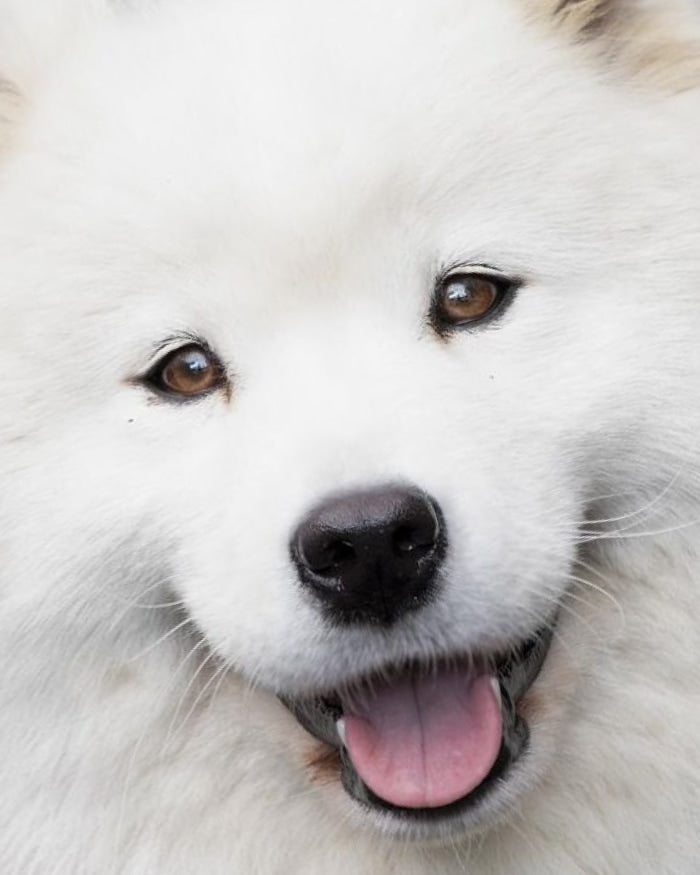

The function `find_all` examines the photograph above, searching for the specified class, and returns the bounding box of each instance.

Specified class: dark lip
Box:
[280,621,555,822]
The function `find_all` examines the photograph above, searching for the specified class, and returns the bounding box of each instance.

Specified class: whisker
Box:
[163,640,213,747]
[126,615,195,663]
[176,659,229,733]
[583,465,685,528]
[202,662,233,723]
[513,599,579,661]
[572,556,613,585]
[107,576,181,632]
[565,573,626,631]
[578,516,700,543]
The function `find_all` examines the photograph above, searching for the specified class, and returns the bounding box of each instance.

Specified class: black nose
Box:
[290,485,446,625]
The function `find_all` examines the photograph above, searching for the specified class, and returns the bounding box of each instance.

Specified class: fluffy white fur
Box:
[1,0,699,871]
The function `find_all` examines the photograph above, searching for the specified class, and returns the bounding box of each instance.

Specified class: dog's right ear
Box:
[535,0,700,91]
[0,0,112,150]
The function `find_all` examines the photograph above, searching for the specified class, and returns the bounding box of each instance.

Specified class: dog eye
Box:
[146,343,225,399]
[432,272,513,331]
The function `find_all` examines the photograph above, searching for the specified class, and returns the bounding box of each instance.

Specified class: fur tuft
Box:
[550,0,615,36]
[533,0,700,90]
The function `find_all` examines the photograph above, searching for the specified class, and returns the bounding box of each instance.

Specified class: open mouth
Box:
[280,623,554,821]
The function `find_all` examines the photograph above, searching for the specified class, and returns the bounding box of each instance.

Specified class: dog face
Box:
[1,0,699,843]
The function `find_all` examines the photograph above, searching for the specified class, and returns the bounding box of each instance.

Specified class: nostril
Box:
[392,524,433,556]
[312,538,357,577]
[325,538,356,568]
[296,528,358,577]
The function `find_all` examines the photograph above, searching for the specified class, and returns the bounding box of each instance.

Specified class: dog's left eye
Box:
[145,343,225,399]
[432,272,513,331]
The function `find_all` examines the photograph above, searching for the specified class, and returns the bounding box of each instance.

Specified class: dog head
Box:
[1,0,699,843]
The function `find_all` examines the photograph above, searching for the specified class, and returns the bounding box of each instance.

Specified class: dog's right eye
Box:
[145,343,225,399]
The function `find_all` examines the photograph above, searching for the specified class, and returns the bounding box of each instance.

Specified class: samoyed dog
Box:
[0,0,699,872]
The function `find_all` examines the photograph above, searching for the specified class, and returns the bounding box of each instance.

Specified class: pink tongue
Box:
[342,669,502,810]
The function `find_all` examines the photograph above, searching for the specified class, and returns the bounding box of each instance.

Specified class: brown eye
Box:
[147,343,225,399]
[432,272,512,331]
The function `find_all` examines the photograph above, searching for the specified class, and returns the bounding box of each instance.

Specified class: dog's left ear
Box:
[538,0,700,91]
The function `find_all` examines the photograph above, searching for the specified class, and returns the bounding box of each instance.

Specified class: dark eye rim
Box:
[429,267,521,337]
[141,339,228,402]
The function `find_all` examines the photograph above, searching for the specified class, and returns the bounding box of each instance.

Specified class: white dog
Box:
[1,1,699,872]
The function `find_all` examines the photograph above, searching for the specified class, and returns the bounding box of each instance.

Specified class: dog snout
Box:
[290,485,446,625]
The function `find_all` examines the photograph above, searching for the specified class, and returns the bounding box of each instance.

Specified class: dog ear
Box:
[537,0,700,90]
[0,0,111,149]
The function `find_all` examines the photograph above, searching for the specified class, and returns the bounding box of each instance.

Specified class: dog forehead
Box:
[33,0,598,239]
[7,0,657,331]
